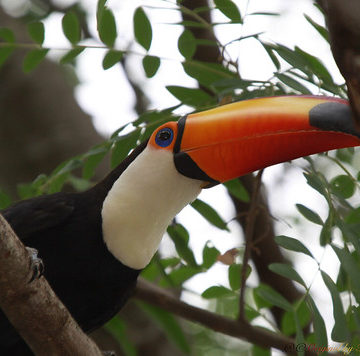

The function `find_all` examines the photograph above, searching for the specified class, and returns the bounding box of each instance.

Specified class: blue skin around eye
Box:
[155,128,174,147]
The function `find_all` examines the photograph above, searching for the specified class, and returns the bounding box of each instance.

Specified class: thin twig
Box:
[238,169,264,320]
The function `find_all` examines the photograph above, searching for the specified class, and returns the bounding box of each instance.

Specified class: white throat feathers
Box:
[101,146,203,270]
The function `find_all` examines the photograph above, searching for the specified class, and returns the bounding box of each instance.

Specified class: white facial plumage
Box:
[101,145,202,270]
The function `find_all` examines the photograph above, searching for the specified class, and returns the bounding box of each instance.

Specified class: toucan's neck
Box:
[95,141,149,197]
[101,145,202,270]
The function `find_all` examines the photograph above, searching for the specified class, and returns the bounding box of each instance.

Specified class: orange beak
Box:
[173,96,360,185]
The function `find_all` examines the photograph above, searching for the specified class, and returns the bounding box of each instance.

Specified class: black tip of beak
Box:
[309,101,360,138]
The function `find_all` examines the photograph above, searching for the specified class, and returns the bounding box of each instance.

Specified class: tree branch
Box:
[135,278,318,356]
[230,174,304,326]
[320,0,360,127]
[238,169,263,320]
[0,213,103,356]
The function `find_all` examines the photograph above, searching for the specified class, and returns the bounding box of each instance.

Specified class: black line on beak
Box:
[173,115,219,187]
[174,115,187,154]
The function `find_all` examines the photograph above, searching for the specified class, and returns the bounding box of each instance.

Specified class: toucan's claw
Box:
[103,351,116,356]
[26,247,44,283]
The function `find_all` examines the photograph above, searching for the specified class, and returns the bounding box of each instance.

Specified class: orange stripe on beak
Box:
[174,96,359,184]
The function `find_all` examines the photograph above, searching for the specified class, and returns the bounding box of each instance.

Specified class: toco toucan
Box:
[0,96,359,354]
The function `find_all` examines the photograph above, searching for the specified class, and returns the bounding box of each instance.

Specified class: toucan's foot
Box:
[103,352,116,356]
[26,247,44,283]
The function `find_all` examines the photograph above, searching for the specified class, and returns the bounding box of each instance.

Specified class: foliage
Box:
[0,0,359,355]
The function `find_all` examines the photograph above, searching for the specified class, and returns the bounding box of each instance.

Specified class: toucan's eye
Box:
[155,128,174,147]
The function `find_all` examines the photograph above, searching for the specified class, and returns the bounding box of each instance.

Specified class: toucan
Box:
[0,96,359,354]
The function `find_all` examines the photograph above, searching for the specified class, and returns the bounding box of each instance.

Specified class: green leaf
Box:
[166,85,214,107]
[98,7,117,47]
[141,260,160,281]
[304,14,329,42]
[52,158,83,176]
[23,48,49,73]
[142,55,160,78]
[255,285,292,311]
[269,263,306,288]
[134,7,152,51]
[250,12,279,17]
[167,224,197,267]
[268,43,308,70]
[214,0,242,23]
[96,0,108,22]
[245,305,261,322]
[0,189,11,209]
[260,42,280,70]
[337,147,354,164]
[330,175,356,199]
[182,61,235,89]
[252,345,271,356]
[60,48,85,64]
[191,199,229,231]
[139,303,190,354]
[82,144,110,180]
[103,50,123,70]
[346,207,360,224]
[0,46,14,68]
[332,245,360,303]
[159,257,181,269]
[67,176,92,192]
[211,78,253,94]
[178,29,196,59]
[303,171,328,198]
[307,296,328,349]
[228,263,250,291]
[27,22,45,45]
[223,179,249,202]
[281,300,311,336]
[294,46,333,85]
[105,317,137,356]
[275,235,313,258]
[111,129,141,168]
[296,203,323,225]
[175,20,208,29]
[275,73,312,94]
[320,214,333,246]
[18,174,48,199]
[132,106,178,127]
[166,265,200,285]
[201,285,233,299]
[294,312,305,356]
[202,241,219,269]
[347,305,360,335]
[47,173,69,194]
[321,270,350,341]
[0,28,15,42]
[337,219,360,254]
[62,12,81,45]
[228,264,241,291]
